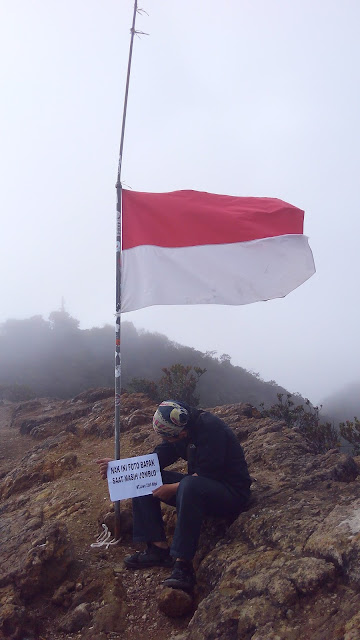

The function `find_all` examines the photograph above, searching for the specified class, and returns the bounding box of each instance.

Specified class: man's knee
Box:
[177,475,201,503]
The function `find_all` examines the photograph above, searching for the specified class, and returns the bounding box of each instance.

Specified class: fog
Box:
[1,0,359,406]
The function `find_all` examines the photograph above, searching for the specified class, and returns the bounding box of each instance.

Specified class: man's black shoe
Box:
[163,560,196,591]
[124,543,174,569]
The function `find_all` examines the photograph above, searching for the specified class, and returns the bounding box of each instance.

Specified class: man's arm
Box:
[154,440,185,470]
[194,417,227,479]
[152,482,179,501]
[95,440,185,482]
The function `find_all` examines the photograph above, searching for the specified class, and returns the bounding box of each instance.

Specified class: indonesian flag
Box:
[121,189,315,313]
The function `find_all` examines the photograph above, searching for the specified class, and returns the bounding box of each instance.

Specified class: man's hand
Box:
[152,483,179,502]
[95,458,112,480]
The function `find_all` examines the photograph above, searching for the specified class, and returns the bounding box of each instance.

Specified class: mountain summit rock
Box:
[1,393,359,640]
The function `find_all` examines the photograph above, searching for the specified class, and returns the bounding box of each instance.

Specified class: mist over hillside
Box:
[321,382,360,424]
[0,310,295,408]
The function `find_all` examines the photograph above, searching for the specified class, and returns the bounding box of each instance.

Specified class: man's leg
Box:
[132,470,184,543]
[163,475,245,590]
[124,470,185,568]
[171,475,243,560]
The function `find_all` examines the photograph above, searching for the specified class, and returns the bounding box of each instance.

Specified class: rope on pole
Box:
[114,0,140,541]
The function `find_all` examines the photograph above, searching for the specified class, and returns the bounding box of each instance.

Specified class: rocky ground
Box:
[1,390,360,640]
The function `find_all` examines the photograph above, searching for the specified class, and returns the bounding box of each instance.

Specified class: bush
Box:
[126,364,206,407]
[126,377,159,402]
[339,418,360,455]
[157,364,206,407]
[261,393,340,454]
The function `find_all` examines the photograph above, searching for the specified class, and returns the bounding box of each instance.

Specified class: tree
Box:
[205,350,217,359]
[219,353,231,365]
[157,364,206,407]
[49,310,80,333]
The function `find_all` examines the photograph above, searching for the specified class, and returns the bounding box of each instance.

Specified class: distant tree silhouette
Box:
[219,353,231,364]
[0,311,304,408]
[49,309,80,333]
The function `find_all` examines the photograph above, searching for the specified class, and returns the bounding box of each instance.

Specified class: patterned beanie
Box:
[153,400,189,438]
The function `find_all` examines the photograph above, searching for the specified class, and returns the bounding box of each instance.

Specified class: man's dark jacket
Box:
[154,406,252,503]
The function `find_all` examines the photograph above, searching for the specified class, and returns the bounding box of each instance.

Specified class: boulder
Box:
[58,603,91,632]
[158,587,194,617]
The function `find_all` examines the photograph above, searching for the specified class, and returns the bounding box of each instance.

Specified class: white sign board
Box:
[107,453,163,501]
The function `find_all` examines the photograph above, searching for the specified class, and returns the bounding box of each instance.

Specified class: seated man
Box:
[97,399,251,591]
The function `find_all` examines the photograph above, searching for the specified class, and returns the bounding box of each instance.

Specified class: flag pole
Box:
[114,0,138,540]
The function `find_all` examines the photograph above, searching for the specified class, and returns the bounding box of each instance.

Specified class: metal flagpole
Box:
[114,0,139,540]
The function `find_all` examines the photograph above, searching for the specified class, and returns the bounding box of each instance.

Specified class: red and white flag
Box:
[121,189,315,312]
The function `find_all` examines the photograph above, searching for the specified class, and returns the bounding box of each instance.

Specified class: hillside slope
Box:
[0,317,295,408]
[1,392,360,640]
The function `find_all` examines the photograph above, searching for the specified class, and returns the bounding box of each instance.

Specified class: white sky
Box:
[0,0,359,405]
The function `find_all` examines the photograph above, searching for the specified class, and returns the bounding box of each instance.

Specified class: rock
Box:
[18,522,74,600]
[157,587,194,617]
[52,451,78,477]
[92,401,104,413]
[58,602,91,632]
[0,517,73,637]
[3,393,360,639]
[83,420,101,436]
[0,585,31,639]
[170,409,360,640]
[52,580,76,606]
[10,400,45,425]
[19,416,52,435]
[305,498,360,585]
[81,631,107,640]
[299,450,359,485]
[0,433,78,499]
[194,516,233,567]
[15,407,91,439]
[0,515,73,599]
[91,569,127,633]
[344,611,360,640]
[124,409,153,430]
[97,501,133,539]
[72,388,113,403]
[193,546,336,638]
[71,577,103,608]
[131,431,147,444]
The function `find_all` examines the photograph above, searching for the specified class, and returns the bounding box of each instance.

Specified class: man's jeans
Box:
[132,470,246,561]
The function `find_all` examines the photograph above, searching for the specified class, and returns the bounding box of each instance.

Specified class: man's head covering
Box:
[153,400,189,438]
